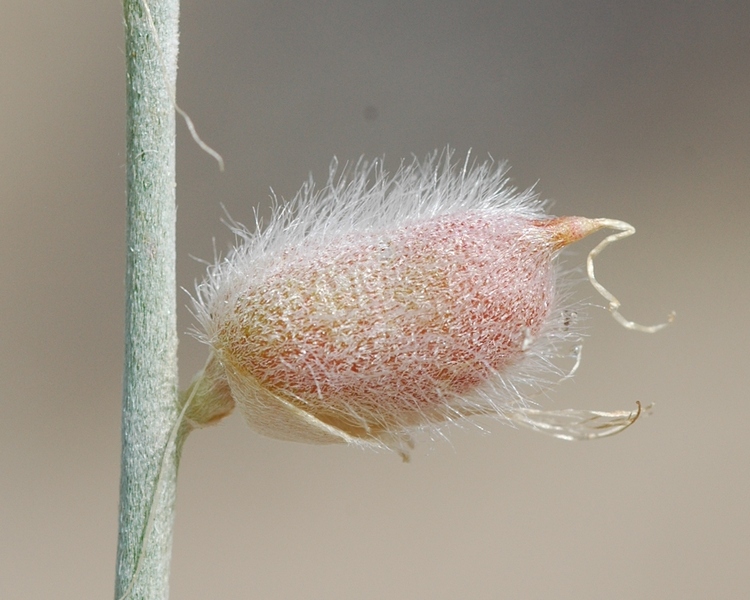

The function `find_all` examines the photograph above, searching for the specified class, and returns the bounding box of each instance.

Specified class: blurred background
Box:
[2,1,749,598]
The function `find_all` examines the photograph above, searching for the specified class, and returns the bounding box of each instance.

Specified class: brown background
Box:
[2,1,749,598]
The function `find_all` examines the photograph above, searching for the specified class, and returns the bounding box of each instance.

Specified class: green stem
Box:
[116,1,182,598]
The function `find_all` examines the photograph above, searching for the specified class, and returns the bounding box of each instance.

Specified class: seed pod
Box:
[184,151,671,459]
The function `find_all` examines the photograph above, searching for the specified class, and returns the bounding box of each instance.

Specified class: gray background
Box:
[2,1,749,598]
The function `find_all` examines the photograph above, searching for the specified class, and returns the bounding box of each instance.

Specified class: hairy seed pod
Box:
[183,150,671,459]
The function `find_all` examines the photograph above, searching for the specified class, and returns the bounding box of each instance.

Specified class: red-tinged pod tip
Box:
[535,216,608,250]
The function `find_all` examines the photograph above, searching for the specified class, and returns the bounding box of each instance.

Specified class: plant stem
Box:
[116,1,182,599]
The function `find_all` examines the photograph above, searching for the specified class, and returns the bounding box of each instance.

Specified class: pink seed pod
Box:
[183,150,671,459]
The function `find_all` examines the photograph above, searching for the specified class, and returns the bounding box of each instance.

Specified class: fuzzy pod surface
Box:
[185,151,659,457]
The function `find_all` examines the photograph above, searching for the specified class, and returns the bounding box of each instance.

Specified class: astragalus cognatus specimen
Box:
[183,150,671,460]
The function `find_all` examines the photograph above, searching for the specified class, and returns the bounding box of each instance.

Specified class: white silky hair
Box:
[190,149,671,454]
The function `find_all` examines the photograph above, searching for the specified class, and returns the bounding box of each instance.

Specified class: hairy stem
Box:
[116,1,182,598]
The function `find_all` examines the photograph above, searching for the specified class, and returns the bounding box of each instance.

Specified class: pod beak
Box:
[538,216,609,250]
